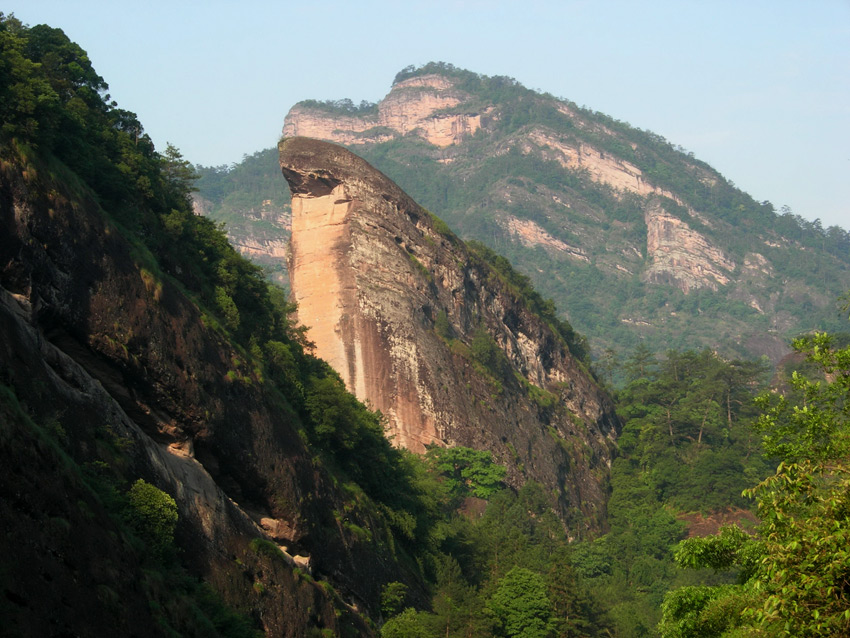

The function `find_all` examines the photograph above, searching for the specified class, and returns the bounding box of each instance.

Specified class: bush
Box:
[126,479,178,556]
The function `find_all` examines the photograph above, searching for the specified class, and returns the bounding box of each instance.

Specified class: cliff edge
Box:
[281,136,619,532]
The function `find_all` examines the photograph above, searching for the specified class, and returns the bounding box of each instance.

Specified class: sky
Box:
[9,0,850,230]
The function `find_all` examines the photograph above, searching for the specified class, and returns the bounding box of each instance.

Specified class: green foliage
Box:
[754,332,850,463]
[0,13,300,355]
[381,582,409,618]
[489,567,554,638]
[426,210,455,240]
[742,333,850,636]
[126,479,178,557]
[661,330,850,637]
[381,608,431,638]
[368,480,608,638]
[425,446,507,500]
[434,310,453,340]
[407,252,433,282]
[296,98,378,116]
[616,347,770,511]
[567,347,773,637]
[469,328,512,385]
[673,526,760,581]
[658,584,750,638]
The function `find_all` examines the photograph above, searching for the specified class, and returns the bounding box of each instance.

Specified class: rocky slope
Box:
[272,63,850,363]
[281,137,619,531]
[0,146,432,636]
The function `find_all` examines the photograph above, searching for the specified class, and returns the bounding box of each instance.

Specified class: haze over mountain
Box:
[198,63,850,366]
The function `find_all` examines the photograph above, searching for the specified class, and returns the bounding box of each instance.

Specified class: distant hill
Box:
[198,62,850,364]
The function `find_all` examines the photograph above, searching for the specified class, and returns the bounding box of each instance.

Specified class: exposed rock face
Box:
[284,75,485,147]
[502,215,590,261]
[526,129,680,201]
[281,137,619,532]
[643,199,736,293]
[282,79,741,301]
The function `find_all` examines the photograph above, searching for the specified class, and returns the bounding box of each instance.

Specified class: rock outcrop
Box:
[284,74,485,147]
[643,199,736,293]
[281,137,619,532]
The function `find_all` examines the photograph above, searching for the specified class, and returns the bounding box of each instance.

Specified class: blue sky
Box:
[10,0,850,230]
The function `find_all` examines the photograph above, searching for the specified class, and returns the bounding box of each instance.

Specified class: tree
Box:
[745,332,850,636]
[425,445,506,500]
[381,582,409,618]
[162,142,200,200]
[660,331,850,637]
[489,567,554,638]
[381,608,431,638]
[126,479,178,557]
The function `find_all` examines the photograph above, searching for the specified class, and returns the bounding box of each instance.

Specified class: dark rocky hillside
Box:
[0,20,618,636]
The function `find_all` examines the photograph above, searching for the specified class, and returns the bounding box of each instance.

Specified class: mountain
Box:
[192,149,292,290]
[200,62,850,366]
[0,20,440,635]
[0,22,619,636]
[280,136,618,530]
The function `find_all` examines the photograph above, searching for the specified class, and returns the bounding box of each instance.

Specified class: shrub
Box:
[126,479,178,556]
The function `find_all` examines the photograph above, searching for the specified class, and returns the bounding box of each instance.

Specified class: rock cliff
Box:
[284,74,485,147]
[643,199,736,293]
[281,137,619,532]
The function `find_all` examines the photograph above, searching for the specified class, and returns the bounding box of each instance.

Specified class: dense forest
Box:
[2,15,849,638]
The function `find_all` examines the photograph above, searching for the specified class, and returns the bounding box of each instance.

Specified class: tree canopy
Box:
[660,332,850,637]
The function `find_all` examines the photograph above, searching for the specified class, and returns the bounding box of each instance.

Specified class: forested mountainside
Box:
[199,62,850,365]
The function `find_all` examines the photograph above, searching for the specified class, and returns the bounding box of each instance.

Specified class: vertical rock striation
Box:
[281,137,619,532]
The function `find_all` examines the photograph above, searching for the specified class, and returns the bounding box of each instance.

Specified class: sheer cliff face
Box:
[643,199,736,293]
[281,137,619,531]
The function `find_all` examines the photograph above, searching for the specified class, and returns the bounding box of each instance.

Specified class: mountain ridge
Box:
[261,62,850,364]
